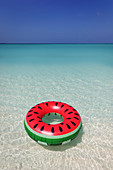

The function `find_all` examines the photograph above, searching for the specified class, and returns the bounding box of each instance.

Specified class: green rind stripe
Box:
[24,117,82,145]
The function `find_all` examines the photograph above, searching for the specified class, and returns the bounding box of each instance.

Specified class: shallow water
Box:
[0,44,113,170]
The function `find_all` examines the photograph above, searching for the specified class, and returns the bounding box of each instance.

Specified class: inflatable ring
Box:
[24,101,82,145]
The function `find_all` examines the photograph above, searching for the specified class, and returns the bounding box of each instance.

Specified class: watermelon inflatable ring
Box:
[24,101,82,145]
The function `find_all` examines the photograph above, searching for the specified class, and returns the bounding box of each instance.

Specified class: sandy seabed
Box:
[0,63,113,170]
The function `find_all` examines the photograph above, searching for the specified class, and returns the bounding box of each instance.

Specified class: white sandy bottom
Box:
[0,63,113,170]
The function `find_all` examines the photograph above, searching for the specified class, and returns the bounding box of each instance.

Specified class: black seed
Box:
[56,102,58,106]
[60,123,64,125]
[29,110,33,112]
[34,112,39,114]
[46,103,48,107]
[51,127,54,133]
[27,114,32,117]
[55,113,57,115]
[38,121,42,122]
[34,124,38,128]
[73,109,77,111]
[32,106,35,109]
[64,109,69,113]
[69,105,72,107]
[29,119,34,122]
[48,113,50,116]
[40,126,44,131]
[61,105,64,108]
[59,126,63,132]
[66,124,71,129]
[48,124,50,125]
[71,121,76,126]
[37,116,41,119]
[68,111,73,114]
[38,106,42,110]
[74,117,79,120]
[66,118,71,119]
[74,113,79,116]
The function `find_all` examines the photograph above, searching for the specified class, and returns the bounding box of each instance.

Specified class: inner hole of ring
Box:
[42,113,64,125]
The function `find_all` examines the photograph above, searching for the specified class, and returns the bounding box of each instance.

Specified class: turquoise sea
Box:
[0,44,113,170]
[0,44,113,66]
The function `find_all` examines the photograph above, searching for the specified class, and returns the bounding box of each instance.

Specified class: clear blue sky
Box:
[0,0,113,43]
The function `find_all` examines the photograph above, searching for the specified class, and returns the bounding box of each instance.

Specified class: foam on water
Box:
[0,44,113,170]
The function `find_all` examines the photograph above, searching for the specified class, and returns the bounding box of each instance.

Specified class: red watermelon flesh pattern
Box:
[26,101,81,136]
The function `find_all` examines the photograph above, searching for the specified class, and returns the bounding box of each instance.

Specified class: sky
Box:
[0,0,113,43]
